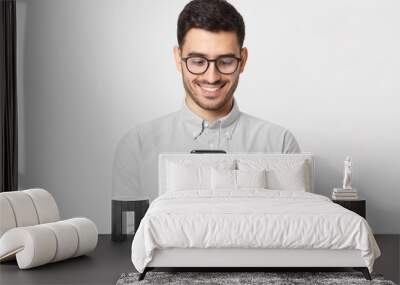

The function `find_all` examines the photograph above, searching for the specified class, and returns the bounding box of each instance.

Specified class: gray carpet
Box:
[116,271,397,285]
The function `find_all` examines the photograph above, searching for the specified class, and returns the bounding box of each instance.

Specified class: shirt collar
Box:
[180,98,240,130]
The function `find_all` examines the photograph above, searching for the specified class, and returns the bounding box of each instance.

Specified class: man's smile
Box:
[195,82,227,98]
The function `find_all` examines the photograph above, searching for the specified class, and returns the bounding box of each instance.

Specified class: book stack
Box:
[332,188,358,200]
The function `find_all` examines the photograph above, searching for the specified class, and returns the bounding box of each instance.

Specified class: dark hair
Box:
[177,0,245,48]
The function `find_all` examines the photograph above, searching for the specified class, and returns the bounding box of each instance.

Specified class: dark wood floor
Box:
[0,235,133,285]
[0,234,398,285]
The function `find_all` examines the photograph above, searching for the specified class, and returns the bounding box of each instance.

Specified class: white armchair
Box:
[0,188,98,269]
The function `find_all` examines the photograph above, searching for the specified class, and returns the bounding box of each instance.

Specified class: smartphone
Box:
[190,149,227,154]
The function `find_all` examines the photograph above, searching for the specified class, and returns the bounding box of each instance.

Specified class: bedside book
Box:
[332,188,358,200]
[333,188,358,193]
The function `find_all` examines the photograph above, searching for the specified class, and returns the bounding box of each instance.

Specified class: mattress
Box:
[131,189,381,273]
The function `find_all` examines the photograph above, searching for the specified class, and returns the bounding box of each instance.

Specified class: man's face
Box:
[174,28,248,112]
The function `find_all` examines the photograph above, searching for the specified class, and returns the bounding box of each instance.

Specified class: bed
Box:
[131,153,381,280]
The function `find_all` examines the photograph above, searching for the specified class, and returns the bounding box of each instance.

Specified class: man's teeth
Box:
[199,85,223,92]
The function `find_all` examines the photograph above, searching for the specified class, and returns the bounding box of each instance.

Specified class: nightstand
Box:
[111,199,149,242]
[332,199,366,219]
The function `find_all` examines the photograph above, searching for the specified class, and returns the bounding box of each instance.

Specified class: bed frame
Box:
[137,153,372,281]
[139,248,371,280]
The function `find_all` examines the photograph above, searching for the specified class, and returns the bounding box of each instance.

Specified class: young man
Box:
[112,0,300,201]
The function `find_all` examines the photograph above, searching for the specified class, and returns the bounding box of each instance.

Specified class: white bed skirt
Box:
[147,248,366,268]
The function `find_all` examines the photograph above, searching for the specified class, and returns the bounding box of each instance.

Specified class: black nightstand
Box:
[332,199,366,219]
[111,199,149,242]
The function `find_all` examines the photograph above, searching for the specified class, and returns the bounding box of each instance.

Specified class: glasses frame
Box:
[181,53,243,75]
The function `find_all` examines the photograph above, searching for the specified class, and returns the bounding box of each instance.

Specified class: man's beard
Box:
[182,75,239,112]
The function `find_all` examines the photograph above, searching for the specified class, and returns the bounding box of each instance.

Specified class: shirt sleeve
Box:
[282,129,301,153]
[112,128,147,200]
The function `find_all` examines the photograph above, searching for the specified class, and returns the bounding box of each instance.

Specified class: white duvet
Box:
[131,189,380,273]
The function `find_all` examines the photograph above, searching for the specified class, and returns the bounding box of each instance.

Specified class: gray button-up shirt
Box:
[112,100,300,200]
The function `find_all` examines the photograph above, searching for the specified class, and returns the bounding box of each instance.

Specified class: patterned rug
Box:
[116,271,396,285]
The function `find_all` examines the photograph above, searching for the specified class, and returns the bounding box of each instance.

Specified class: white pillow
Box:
[236,169,267,189]
[166,160,235,191]
[211,168,267,190]
[166,163,209,191]
[237,159,309,191]
[267,162,306,191]
[211,168,236,189]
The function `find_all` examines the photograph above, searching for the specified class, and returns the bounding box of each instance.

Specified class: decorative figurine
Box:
[342,156,353,190]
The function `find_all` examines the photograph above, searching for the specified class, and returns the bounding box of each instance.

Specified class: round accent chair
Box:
[0,188,98,269]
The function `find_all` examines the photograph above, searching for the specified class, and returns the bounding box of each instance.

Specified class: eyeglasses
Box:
[181,55,242,75]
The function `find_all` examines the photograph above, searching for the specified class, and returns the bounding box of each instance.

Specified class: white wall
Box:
[17,0,400,234]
